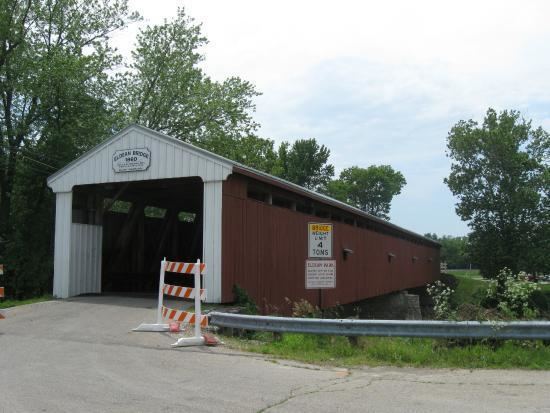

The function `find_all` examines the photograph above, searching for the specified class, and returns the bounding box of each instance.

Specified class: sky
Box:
[112,0,550,237]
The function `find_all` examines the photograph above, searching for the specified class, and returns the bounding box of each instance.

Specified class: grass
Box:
[0,295,52,309]
[447,269,482,279]
[227,333,550,370]
[450,270,486,306]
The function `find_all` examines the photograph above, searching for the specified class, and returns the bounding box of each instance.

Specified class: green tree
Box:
[424,234,471,269]
[0,0,138,297]
[227,135,278,173]
[445,108,549,278]
[274,139,334,191]
[117,8,260,154]
[0,0,137,235]
[327,165,406,220]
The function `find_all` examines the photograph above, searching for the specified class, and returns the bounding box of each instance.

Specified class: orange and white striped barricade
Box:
[133,258,207,347]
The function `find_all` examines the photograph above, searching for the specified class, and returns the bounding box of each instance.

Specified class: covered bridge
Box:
[47,124,440,309]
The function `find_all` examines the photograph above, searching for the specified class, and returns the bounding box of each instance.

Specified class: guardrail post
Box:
[347,336,359,347]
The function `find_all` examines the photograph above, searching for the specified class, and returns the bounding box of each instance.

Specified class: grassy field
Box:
[228,333,550,369]
[0,295,52,309]
[447,269,486,305]
[447,269,482,279]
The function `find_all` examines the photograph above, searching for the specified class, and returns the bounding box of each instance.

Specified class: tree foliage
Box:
[424,233,471,269]
[0,0,139,297]
[0,0,138,221]
[227,135,278,173]
[326,165,406,220]
[445,108,549,277]
[117,9,260,151]
[273,139,334,191]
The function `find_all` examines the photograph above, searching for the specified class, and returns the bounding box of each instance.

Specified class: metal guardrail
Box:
[209,312,550,340]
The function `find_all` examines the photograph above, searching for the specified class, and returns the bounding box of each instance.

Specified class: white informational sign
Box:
[308,222,333,258]
[112,148,151,172]
[305,260,336,289]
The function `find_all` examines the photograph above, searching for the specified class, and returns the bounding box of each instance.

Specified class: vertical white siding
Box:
[53,192,72,298]
[203,181,223,303]
[69,224,102,296]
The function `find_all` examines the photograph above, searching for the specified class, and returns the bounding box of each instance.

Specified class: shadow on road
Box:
[67,293,215,312]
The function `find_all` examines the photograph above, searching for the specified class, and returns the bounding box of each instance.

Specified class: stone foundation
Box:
[350,291,423,320]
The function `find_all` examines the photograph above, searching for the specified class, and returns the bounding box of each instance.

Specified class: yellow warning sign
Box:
[308,222,333,258]
[310,223,332,232]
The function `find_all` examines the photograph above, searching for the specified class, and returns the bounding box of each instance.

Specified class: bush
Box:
[426,280,456,320]
[485,268,541,319]
[439,272,459,290]
[456,302,499,321]
[285,298,321,318]
[232,284,257,314]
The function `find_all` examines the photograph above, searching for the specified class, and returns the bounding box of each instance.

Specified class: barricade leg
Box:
[172,259,205,347]
[133,258,170,332]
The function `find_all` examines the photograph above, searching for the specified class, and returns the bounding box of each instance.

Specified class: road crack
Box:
[257,370,547,412]
[257,373,367,412]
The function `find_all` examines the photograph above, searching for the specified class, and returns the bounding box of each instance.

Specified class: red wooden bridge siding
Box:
[221,174,440,311]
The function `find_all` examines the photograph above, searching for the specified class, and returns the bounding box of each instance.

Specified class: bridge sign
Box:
[308,223,333,258]
[305,260,336,289]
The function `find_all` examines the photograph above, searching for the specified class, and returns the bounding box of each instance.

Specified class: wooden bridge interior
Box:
[71,177,203,293]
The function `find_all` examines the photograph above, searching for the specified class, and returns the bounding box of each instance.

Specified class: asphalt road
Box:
[1,296,549,413]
